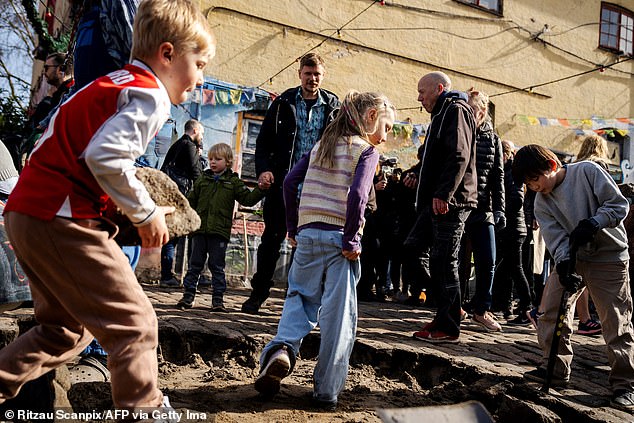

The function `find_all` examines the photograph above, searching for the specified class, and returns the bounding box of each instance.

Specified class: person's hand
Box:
[570,218,600,248]
[375,179,387,191]
[258,171,274,190]
[287,236,297,248]
[556,259,583,293]
[432,197,449,215]
[402,173,417,189]
[342,249,361,261]
[494,211,506,231]
[136,206,175,248]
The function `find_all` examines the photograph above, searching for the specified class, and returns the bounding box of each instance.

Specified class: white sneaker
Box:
[472,311,502,332]
[255,346,291,396]
[152,396,179,423]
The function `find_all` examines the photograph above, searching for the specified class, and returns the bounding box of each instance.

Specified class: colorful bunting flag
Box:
[515,115,633,135]
[202,89,215,105]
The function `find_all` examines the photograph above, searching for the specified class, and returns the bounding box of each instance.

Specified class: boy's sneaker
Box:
[472,312,502,332]
[177,291,196,309]
[523,367,569,387]
[212,296,227,312]
[138,396,178,423]
[526,308,543,330]
[507,312,531,326]
[255,346,291,396]
[460,309,469,322]
[577,319,602,336]
[611,389,634,412]
[413,329,459,343]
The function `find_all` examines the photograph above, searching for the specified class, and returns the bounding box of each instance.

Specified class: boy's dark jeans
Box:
[183,234,228,296]
[405,205,470,337]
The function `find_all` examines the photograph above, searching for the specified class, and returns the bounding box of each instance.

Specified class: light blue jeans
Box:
[260,228,360,403]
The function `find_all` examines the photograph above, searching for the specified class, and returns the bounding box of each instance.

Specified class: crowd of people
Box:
[0,0,633,417]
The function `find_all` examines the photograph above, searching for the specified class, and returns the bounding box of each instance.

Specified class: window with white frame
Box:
[600,3,633,56]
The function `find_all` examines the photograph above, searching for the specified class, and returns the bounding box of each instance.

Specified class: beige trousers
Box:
[0,212,163,408]
[537,259,634,392]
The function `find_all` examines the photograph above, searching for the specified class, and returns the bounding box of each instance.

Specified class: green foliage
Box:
[0,90,26,134]
[21,0,70,57]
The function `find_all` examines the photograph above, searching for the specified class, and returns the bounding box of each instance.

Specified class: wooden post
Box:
[242,214,249,287]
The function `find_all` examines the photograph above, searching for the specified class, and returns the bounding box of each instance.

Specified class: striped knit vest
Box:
[298,136,370,228]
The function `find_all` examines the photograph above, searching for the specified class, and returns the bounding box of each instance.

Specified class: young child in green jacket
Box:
[177,143,264,311]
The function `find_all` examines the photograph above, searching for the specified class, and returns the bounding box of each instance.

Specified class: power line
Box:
[491,56,633,97]
[210,6,551,98]
[380,2,633,77]
[322,22,632,77]
[321,25,521,41]
[255,0,380,88]
[397,56,634,110]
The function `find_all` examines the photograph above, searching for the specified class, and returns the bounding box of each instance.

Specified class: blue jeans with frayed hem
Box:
[260,229,360,403]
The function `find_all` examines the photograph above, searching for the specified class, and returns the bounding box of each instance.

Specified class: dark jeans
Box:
[183,234,228,296]
[249,187,287,301]
[464,221,496,315]
[405,206,470,336]
[493,233,534,311]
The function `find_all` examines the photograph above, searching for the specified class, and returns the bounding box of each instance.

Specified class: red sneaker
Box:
[413,329,459,343]
[419,320,437,332]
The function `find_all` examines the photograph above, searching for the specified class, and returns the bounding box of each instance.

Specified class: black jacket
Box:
[416,91,478,211]
[501,158,527,236]
[467,121,505,224]
[161,134,202,190]
[254,86,340,187]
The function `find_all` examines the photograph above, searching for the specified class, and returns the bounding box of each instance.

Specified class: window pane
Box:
[601,21,618,38]
[620,13,634,53]
[478,0,499,10]
[600,33,609,45]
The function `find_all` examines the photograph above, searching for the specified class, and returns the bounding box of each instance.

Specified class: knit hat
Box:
[0,142,18,195]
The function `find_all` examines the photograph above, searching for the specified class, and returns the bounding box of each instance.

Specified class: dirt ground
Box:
[67,349,436,423]
[156,354,430,423]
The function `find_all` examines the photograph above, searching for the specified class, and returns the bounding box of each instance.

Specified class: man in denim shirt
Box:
[242,53,340,314]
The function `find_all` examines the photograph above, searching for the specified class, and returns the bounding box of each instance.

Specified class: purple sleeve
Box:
[283,153,310,238]
[343,147,380,251]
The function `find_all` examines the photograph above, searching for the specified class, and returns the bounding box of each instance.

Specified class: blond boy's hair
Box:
[208,143,233,168]
[131,0,215,63]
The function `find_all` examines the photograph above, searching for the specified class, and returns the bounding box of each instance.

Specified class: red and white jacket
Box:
[6,61,171,225]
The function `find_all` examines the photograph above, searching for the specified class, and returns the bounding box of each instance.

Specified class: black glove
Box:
[569,218,600,248]
[493,211,506,231]
[556,260,583,293]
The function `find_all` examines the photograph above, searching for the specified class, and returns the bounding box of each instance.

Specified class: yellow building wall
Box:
[201,0,633,165]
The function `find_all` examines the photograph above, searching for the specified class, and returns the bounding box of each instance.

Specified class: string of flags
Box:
[515,114,633,137]
[188,78,274,108]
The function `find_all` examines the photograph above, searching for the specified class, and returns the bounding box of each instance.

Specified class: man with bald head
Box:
[407,71,478,343]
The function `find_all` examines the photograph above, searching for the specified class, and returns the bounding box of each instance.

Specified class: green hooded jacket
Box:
[188,169,264,240]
